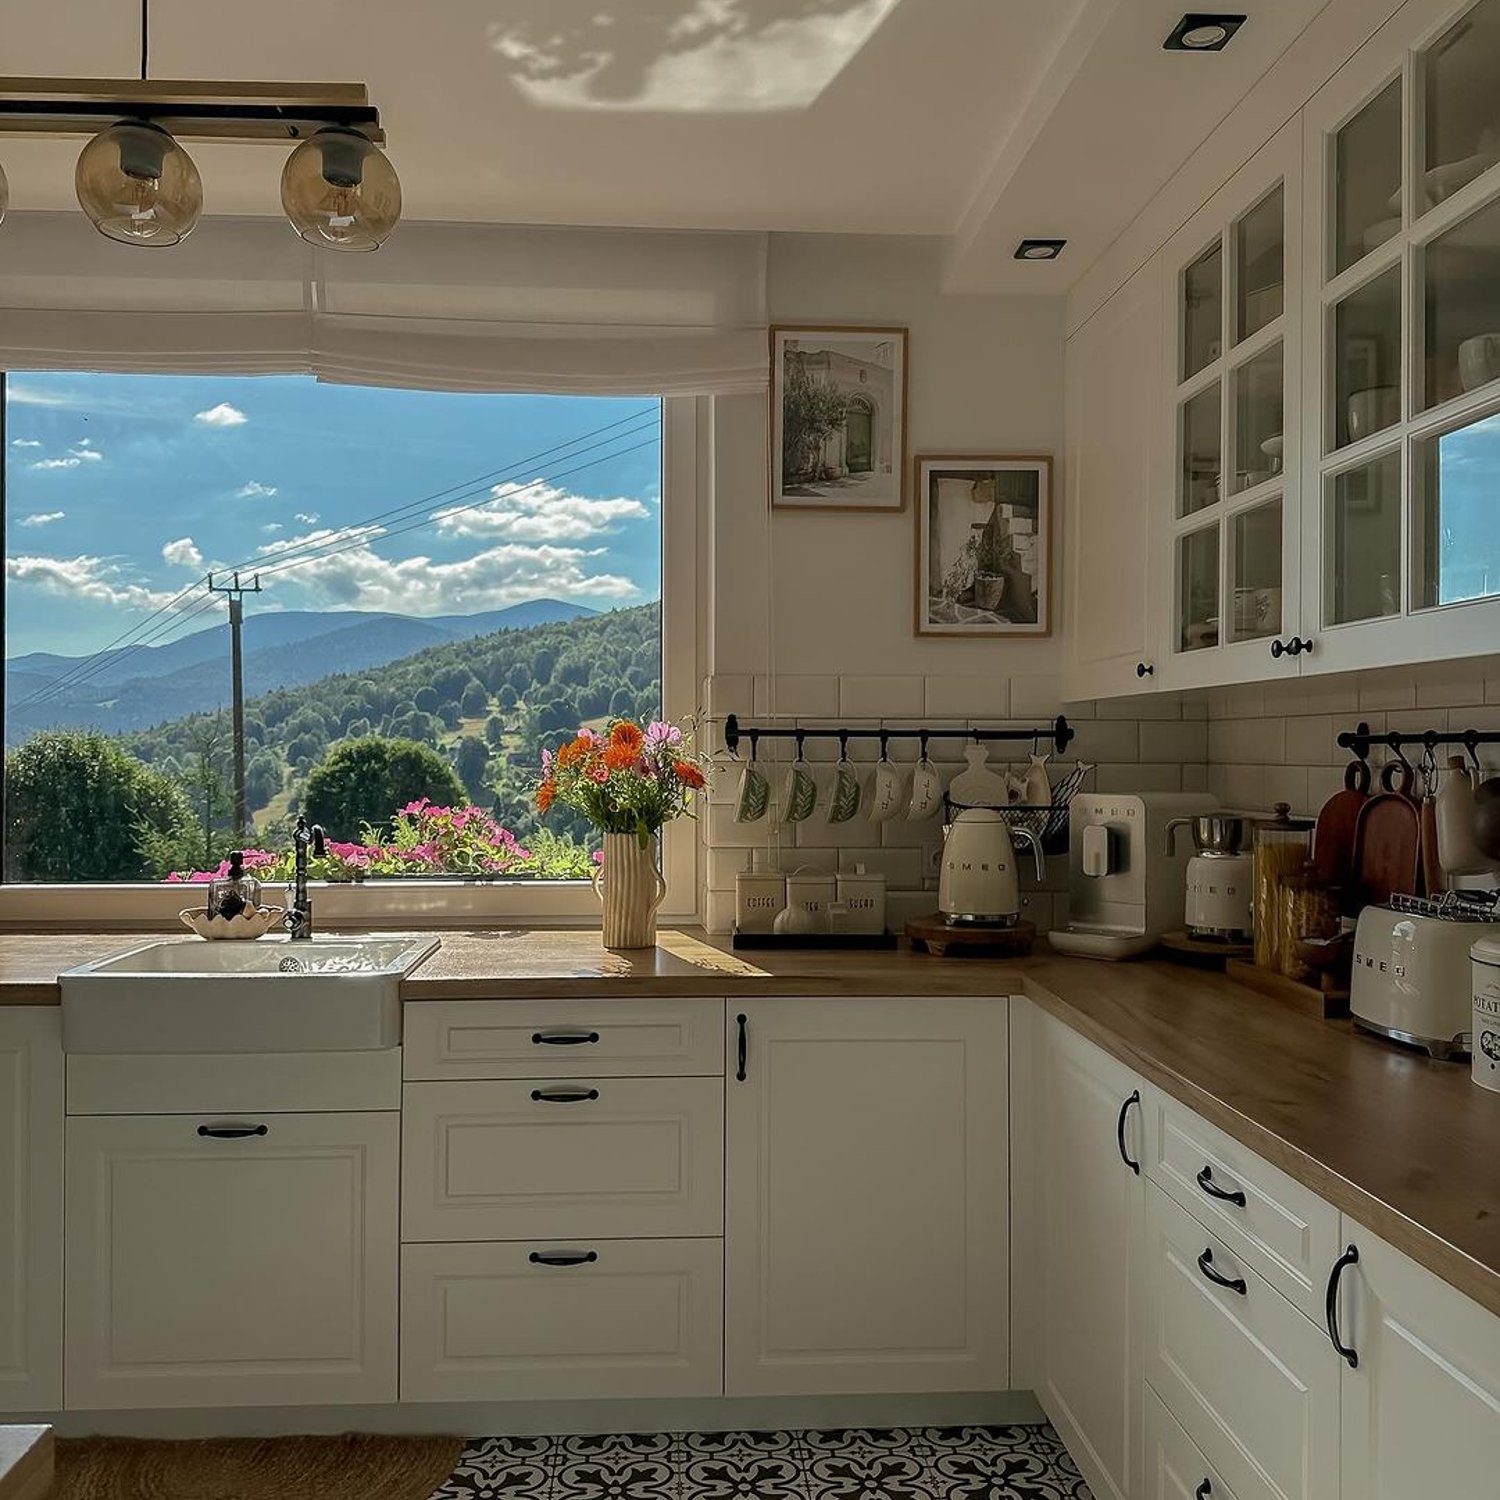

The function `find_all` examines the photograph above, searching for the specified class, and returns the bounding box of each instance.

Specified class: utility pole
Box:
[208,571,262,839]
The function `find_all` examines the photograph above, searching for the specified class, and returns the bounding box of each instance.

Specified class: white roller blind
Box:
[0,214,768,394]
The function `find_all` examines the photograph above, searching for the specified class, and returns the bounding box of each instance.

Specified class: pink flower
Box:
[644,721,682,748]
[165,871,183,883]
[587,763,609,783]
[400,798,431,815]
[591,848,606,865]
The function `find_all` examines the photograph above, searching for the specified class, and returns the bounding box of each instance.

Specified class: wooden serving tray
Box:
[1227,957,1350,1019]
[905,915,1036,958]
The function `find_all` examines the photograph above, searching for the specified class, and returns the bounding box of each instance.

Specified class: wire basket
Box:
[944,760,1095,855]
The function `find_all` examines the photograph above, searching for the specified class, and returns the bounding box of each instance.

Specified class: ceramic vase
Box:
[592,832,667,949]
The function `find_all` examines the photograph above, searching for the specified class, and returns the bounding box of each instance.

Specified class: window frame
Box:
[0,382,701,930]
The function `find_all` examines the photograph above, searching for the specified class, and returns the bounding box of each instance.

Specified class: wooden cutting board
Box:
[1314,760,1369,897]
[1350,760,1423,908]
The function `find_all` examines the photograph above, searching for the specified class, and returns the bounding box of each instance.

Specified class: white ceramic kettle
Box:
[938,808,1045,926]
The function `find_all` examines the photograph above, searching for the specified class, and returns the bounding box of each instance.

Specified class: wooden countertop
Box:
[3,926,1497,1315]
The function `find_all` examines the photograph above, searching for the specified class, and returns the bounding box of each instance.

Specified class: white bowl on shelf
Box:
[179,906,285,940]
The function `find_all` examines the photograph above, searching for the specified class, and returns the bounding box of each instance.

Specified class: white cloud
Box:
[261,522,283,534]
[28,442,102,471]
[256,528,638,614]
[19,511,65,527]
[194,402,248,428]
[294,511,320,525]
[9,438,42,449]
[433,480,651,542]
[162,536,204,569]
[237,480,278,498]
[6,553,181,612]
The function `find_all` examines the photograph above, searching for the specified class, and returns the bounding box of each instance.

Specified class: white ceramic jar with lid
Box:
[836,864,887,936]
[778,869,837,934]
[1471,936,1500,1092]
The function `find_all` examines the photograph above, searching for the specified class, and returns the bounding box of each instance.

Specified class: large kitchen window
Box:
[2,371,665,891]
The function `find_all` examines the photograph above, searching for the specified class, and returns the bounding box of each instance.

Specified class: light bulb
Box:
[75,121,202,246]
[280,126,401,252]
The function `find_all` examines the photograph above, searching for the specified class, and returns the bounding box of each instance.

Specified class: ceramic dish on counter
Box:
[180,906,285,940]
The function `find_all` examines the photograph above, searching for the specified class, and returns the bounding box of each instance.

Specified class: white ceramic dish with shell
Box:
[179,906,285,940]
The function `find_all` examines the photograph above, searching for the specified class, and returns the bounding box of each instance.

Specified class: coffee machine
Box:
[1048,792,1216,959]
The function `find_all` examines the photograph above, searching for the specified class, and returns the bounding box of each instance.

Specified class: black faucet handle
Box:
[311,825,326,858]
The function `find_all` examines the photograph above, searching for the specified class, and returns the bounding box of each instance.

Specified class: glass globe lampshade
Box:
[75,120,202,246]
[280,126,401,252]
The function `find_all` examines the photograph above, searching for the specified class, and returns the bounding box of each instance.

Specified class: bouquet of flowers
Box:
[537,717,707,846]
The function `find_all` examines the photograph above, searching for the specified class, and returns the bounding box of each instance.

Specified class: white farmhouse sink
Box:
[60,935,440,1054]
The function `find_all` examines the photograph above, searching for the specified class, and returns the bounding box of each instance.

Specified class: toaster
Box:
[1351,894,1500,1060]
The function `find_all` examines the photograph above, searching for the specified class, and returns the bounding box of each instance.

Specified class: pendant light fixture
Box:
[280,125,402,252]
[75,118,202,245]
[0,0,393,249]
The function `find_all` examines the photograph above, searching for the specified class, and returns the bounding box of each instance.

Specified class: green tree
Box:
[452,735,491,799]
[303,736,465,840]
[3,730,197,881]
[484,714,506,747]
[183,719,234,867]
[460,680,490,717]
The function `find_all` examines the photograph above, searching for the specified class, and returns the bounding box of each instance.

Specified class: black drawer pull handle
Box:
[1116,1090,1141,1174]
[1326,1244,1360,1368]
[1196,1482,1212,1499]
[530,1087,599,1103]
[1196,1246,1247,1296]
[1196,1164,1246,1207]
[528,1250,598,1267]
[196,1123,268,1139]
[736,1013,747,1082]
[532,1030,600,1046]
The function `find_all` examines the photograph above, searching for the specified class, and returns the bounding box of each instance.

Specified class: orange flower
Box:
[604,742,638,772]
[674,760,706,790]
[536,780,555,813]
[610,720,644,754]
[555,737,589,769]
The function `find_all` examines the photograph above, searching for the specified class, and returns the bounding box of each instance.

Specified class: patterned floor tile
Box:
[430,1422,1092,1500]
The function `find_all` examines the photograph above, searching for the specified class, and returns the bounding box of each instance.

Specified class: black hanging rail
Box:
[1337,719,1500,764]
[722,713,1073,758]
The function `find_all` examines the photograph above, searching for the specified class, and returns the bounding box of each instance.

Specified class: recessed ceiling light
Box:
[1164,13,1246,51]
[1015,238,1066,261]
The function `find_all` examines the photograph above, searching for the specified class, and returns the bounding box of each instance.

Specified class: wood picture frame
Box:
[770,325,909,511]
[913,453,1052,637]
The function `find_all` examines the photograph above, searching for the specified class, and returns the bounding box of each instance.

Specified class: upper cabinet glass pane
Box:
[1333,265,1402,449]
[1333,78,1402,276]
[1421,0,1500,218]
[1414,411,1500,608]
[1230,499,1285,642]
[1422,193,1500,408]
[1180,382,1221,517]
[1231,342,1284,494]
[1182,240,1222,381]
[1325,451,1403,625]
[1178,523,1221,653]
[1235,185,1284,343]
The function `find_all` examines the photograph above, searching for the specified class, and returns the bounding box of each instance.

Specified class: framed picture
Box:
[914,453,1052,637]
[770,325,908,510]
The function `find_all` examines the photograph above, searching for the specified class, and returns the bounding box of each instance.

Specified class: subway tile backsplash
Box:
[697,659,1500,933]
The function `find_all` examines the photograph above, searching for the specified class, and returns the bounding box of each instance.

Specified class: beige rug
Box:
[55,1433,464,1500]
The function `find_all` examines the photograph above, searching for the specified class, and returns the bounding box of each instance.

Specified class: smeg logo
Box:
[1354,953,1405,977]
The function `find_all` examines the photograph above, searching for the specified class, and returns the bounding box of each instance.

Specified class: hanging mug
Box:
[866,746,906,825]
[906,749,944,821]
[734,735,770,823]
[827,740,861,824]
[781,738,818,823]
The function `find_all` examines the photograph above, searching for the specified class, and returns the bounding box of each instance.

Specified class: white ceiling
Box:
[0,0,1335,290]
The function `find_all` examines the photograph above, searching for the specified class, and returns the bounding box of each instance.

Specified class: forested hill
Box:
[118,602,662,843]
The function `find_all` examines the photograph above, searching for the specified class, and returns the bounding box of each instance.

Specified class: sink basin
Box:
[60,934,439,1054]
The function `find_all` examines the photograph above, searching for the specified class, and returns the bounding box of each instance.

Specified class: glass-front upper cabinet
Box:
[1304,0,1500,672]
[1158,121,1302,688]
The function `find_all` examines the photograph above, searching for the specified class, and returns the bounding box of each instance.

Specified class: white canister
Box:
[783,870,837,933]
[734,871,786,935]
[1471,937,1500,1093]
[837,865,887,936]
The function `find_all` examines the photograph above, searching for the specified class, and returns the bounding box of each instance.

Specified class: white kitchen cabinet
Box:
[65,1110,398,1409]
[1335,1220,1500,1496]
[724,996,1008,1397]
[1143,1386,1241,1500]
[1013,1001,1150,1500]
[401,1237,723,1403]
[401,1075,724,1242]
[1144,1182,1339,1500]
[1064,259,1164,698]
[1155,119,1305,692]
[0,1009,63,1413]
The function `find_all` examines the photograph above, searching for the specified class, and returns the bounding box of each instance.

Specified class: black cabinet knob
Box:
[1270,638,1287,659]
[1136,662,1154,678]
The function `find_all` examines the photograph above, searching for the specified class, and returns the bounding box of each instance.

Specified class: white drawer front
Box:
[402,1077,724,1241]
[1144,1386,1244,1500]
[1144,1183,1338,1500]
[401,1238,723,1402]
[403,999,724,1080]
[1146,1096,1338,1322]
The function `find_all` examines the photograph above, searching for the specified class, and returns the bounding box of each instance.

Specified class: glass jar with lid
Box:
[1252,803,1313,971]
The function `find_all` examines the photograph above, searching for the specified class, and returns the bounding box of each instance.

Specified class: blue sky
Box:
[4,373,661,658]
